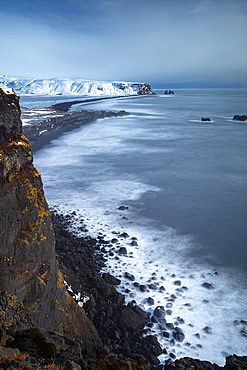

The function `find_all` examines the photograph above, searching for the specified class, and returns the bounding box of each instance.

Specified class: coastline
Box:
[21,98,247,368]
[23,108,130,152]
[51,94,140,112]
[51,207,247,369]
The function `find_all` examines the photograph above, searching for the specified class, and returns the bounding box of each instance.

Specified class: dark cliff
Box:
[0,87,101,353]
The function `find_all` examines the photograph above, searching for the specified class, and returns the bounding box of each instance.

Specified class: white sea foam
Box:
[189,119,215,123]
[33,89,247,366]
[36,132,247,365]
[49,200,247,366]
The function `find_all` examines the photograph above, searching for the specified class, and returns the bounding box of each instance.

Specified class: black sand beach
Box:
[23,108,130,152]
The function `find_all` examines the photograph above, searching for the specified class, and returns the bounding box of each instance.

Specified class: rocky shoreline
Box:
[52,209,164,366]
[52,208,247,369]
[1,87,247,369]
[1,208,247,369]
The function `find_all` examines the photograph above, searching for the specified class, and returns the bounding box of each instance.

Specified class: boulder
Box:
[124,272,135,281]
[173,327,185,342]
[153,306,166,320]
[119,247,128,255]
[102,273,121,286]
[118,306,146,335]
[202,282,214,289]
[147,297,154,305]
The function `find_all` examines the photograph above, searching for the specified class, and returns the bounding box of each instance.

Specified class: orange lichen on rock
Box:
[0,87,102,354]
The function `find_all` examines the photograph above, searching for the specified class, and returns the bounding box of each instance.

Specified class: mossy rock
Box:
[7,327,56,358]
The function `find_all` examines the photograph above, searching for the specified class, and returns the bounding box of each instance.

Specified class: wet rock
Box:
[118,206,129,211]
[170,294,177,299]
[102,273,121,286]
[166,323,174,330]
[145,335,163,358]
[131,240,138,246]
[203,326,212,334]
[147,297,154,305]
[240,328,247,337]
[124,272,135,281]
[173,327,185,342]
[140,285,147,292]
[233,115,247,121]
[119,232,129,238]
[131,304,149,319]
[154,306,166,319]
[149,284,158,290]
[202,282,214,289]
[118,306,145,335]
[119,247,127,255]
[151,316,159,323]
[111,238,118,243]
[163,331,169,338]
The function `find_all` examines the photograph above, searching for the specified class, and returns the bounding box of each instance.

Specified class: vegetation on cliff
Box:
[0,88,101,355]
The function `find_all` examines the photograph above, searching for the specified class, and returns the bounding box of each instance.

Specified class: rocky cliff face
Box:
[0,88,101,353]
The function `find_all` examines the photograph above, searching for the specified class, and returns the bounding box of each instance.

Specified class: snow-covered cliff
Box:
[0,76,154,96]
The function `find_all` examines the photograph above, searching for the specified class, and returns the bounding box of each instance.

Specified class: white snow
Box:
[21,107,65,126]
[0,86,14,94]
[0,76,151,97]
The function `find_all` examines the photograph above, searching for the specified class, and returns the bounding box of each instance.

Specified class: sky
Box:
[0,0,247,87]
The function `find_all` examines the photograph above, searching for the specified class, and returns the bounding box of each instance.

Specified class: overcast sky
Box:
[1,0,247,87]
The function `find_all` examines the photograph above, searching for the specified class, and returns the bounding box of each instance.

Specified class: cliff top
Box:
[0,88,22,142]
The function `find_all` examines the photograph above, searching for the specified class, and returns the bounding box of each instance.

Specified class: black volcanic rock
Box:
[233,115,247,121]
[0,88,101,353]
[0,88,22,143]
[137,83,155,95]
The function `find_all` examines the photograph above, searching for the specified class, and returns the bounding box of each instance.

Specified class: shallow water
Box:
[30,89,247,365]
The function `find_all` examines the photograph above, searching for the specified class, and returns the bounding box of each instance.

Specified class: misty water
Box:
[22,89,247,365]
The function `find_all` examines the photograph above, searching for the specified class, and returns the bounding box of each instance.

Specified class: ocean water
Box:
[25,89,247,365]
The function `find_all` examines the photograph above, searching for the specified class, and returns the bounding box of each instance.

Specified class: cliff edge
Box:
[0,87,101,353]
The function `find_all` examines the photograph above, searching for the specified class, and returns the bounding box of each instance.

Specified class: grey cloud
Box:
[0,0,247,86]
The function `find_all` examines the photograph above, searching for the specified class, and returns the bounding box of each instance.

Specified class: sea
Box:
[20,89,247,365]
